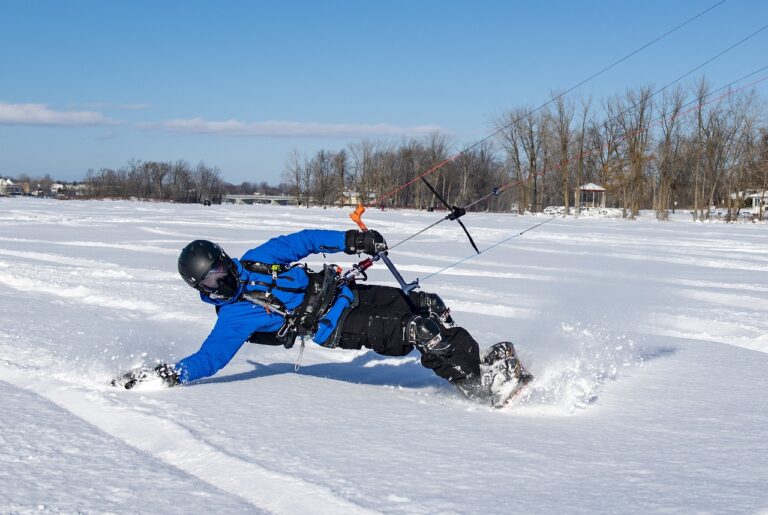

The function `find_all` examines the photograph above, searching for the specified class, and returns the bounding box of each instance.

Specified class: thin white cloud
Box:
[139,117,443,138]
[0,101,116,126]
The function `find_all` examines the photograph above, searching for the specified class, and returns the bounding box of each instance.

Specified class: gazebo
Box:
[576,183,607,209]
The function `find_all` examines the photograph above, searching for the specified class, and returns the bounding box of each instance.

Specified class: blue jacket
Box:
[175,229,352,383]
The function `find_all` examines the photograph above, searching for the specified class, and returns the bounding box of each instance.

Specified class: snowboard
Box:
[495,369,534,408]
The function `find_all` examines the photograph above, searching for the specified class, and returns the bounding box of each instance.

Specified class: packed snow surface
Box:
[0,198,766,513]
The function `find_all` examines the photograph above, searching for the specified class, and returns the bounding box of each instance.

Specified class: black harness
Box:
[222,261,342,348]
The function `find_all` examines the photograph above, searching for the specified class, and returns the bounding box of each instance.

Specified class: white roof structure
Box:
[577,182,606,191]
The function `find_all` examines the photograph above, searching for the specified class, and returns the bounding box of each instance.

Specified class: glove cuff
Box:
[344,230,361,254]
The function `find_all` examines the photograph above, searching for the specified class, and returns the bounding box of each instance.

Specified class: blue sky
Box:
[1,0,766,184]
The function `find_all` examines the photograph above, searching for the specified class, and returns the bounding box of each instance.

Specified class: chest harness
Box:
[235,260,344,348]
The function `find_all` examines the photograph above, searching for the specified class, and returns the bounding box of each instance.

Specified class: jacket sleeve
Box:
[243,229,347,264]
[174,303,284,383]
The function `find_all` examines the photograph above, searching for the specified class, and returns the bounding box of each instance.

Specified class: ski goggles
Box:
[196,261,231,294]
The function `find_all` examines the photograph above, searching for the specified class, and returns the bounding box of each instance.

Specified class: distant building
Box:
[746,191,767,210]
[0,178,24,195]
[341,191,377,206]
[0,177,13,194]
[221,194,298,206]
[730,190,767,210]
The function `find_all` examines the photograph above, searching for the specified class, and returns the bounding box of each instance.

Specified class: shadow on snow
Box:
[198,349,447,390]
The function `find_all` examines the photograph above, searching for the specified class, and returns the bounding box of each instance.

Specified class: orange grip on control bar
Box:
[349,204,368,231]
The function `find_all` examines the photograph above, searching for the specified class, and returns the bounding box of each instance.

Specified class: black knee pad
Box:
[406,316,453,355]
[408,291,455,327]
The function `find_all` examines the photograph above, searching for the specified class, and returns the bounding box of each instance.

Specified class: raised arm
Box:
[243,228,387,264]
[242,229,347,264]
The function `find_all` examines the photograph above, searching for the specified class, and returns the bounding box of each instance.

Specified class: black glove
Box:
[154,363,181,387]
[344,230,387,255]
[112,363,180,390]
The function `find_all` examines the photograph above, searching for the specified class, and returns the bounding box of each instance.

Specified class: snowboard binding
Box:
[454,342,533,408]
[481,342,533,408]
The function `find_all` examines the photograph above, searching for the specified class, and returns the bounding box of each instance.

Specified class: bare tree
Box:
[282,149,304,204]
[496,108,536,213]
[574,98,591,215]
[614,87,653,219]
[654,88,685,220]
[332,149,348,206]
[693,79,749,219]
[552,94,575,214]
[587,102,624,208]
[348,139,377,206]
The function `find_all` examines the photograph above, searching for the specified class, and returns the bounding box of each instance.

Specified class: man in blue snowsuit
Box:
[114,229,531,407]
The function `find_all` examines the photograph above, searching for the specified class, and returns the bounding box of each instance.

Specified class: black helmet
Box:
[178,240,239,299]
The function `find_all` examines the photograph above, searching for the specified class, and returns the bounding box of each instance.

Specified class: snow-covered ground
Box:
[0,197,766,514]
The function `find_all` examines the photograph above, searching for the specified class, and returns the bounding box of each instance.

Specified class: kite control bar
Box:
[344,204,419,293]
[339,251,419,294]
[379,252,419,293]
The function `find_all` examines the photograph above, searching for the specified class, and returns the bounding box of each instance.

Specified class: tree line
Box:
[9,77,766,221]
[283,79,768,221]
[6,162,292,201]
[82,160,227,203]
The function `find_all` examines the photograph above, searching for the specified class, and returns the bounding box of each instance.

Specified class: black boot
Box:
[481,342,533,408]
[453,342,532,407]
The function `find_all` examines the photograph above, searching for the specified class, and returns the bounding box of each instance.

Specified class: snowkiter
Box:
[113,229,531,407]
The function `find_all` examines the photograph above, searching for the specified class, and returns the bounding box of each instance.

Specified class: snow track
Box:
[0,364,373,514]
[0,380,257,514]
